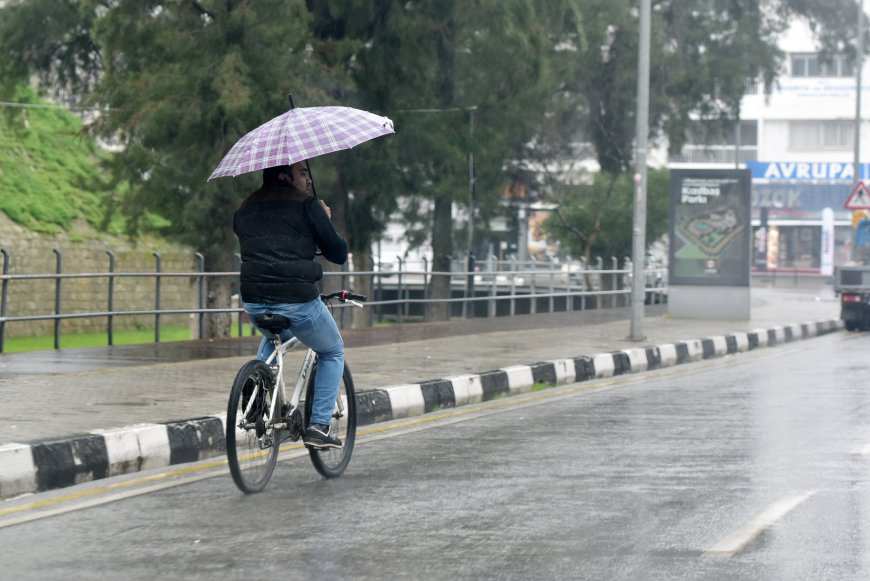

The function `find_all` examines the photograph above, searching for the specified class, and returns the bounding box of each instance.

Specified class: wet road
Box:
[1,331,869,580]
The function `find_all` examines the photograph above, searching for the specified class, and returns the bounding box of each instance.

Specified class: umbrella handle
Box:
[288,93,319,200]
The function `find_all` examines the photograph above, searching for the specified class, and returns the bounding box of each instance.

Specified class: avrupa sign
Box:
[668,169,752,286]
[747,161,869,182]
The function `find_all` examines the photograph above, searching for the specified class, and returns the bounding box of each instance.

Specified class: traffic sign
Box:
[845,181,870,210]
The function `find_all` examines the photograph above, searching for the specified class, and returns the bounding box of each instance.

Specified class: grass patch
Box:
[0,85,117,233]
[530,381,552,392]
[3,321,260,353]
[2,326,192,353]
[0,84,173,235]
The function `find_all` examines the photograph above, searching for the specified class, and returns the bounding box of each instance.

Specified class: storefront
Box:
[747,162,857,271]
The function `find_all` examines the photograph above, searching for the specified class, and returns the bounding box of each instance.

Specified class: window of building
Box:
[685,120,757,147]
[788,121,854,150]
[790,53,854,78]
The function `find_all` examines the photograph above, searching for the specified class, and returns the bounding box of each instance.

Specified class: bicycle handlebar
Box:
[321,290,368,303]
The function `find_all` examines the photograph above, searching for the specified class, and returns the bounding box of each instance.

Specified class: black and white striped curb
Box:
[0,319,843,499]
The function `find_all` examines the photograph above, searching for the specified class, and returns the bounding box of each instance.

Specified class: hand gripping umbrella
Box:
[208,95,395,196]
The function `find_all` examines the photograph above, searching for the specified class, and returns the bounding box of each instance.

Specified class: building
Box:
[668,18,866,271]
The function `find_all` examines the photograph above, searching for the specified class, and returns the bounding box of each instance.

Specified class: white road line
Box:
[851,442,870,456]
[704,490,816,558]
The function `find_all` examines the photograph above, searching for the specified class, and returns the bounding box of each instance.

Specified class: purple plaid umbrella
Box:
[208,106,395,181]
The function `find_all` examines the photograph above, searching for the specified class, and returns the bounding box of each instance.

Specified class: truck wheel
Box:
[846,321,860,332]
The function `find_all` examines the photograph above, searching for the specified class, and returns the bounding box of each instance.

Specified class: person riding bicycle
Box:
[233,161,348,449]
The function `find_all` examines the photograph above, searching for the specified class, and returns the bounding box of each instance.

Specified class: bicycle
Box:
[226,290,366,493]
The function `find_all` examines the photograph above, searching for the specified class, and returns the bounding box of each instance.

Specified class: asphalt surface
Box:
[0,285,841,444]
[2,331,868,580]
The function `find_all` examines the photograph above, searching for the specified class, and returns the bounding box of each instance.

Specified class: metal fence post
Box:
[595,256,603,309]
[464,254,476,319]
[612,257,619,308]
[548,270,555,313]
[0,249,9,353]
[488,264,497,318]
[396,256,404,324]
[422,257,429,306]
[106,250,116,346]
[530,258,537,315]
[371,256,382,324]
[509,257,517,316]
[53,248,62,349]
[233,252,243,337]
[338,261,349,329]
[195,252,205,340]
[464,255,476,319]
[153,251,162,343]
[566,264,574,312]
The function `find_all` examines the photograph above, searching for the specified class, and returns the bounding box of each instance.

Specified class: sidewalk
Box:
[0,285,846,500]
[0,286,840,445]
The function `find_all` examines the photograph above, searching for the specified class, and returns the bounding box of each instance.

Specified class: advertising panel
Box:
[669,169,752,286]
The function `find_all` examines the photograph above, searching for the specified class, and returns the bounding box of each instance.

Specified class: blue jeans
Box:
[243,298,344,426]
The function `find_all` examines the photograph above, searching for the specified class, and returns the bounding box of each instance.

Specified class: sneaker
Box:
[304,423,342,449]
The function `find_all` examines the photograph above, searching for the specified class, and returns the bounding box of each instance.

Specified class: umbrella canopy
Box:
[208,106,395,181]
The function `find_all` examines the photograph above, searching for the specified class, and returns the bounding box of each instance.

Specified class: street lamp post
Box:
[396,105,478,318]
[855,0,865,187]
[853,0,866,263]
[465,107,477,319]
[630,0,651,341]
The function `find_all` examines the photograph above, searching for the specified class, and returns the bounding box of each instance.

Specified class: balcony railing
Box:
[669,145,758,164]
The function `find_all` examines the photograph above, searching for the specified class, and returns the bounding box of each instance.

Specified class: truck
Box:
[833,265,870,331]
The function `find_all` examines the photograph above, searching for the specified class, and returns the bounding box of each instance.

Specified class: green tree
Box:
[1,0,348,337]
[308,0,584,321]
[543,169,670,263]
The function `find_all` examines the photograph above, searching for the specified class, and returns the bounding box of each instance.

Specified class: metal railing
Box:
[0,249,667,352]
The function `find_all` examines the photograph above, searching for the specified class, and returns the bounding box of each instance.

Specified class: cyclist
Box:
[233,161,348,448]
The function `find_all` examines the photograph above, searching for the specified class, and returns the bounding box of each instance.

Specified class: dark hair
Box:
[263,164,293,185]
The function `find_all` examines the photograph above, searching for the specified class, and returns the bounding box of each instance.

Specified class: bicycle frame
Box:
[240,336,315,432]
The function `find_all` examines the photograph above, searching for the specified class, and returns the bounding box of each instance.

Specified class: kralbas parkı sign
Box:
[668,169,752,287]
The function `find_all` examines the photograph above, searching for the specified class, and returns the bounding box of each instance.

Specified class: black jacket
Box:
[233,184,348,304]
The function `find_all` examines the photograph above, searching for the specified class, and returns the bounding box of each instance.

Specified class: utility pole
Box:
[464,107,477,319]
[854,0,865,263]
[466,108,477,260]
[630,0,651,341]
[395,105,478,317]
[855,0,865,187]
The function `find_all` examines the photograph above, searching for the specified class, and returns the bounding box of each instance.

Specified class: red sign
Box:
[845,181,870,210]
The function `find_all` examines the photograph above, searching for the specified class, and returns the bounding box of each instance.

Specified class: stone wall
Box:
[0,212,213,339]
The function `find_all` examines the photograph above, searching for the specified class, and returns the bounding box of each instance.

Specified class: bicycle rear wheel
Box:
[305,362,357,478]
[226,360,281,493]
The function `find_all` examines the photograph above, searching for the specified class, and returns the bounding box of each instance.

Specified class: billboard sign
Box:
[669,169,752,286]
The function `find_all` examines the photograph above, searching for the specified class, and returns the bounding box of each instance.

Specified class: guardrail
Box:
[0,249,667,352]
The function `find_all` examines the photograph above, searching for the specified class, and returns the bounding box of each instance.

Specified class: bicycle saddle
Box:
[253,313,292,335]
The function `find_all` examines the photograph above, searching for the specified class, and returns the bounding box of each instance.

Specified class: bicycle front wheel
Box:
[305,362,357,478]
[226,360,281,493]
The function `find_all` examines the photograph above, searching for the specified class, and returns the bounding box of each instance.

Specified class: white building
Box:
[669,19,866,271]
